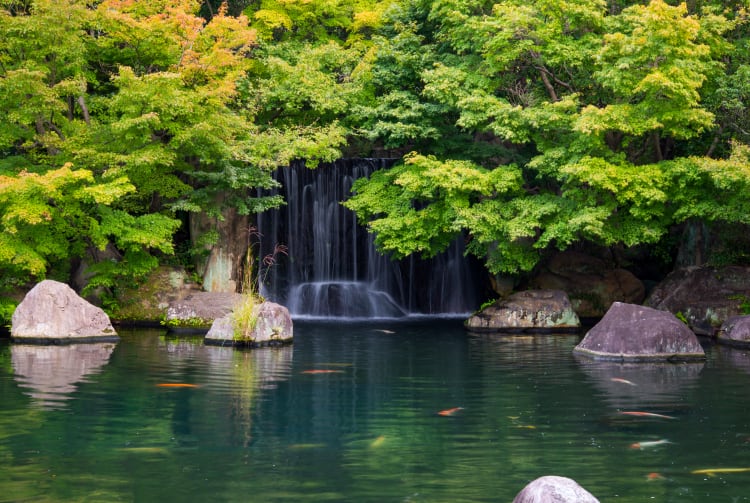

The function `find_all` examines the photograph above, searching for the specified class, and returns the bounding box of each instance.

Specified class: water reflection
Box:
[11,343,116,409]
[575,356,704,411]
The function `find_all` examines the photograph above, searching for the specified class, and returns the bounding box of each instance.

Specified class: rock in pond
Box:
[465,290,580,333]
[573,302,705,362]
[11,280,118,344]
[717,315,750,348]
[205,301,293,347]
[513,475,599,503]
[166,292,243,332]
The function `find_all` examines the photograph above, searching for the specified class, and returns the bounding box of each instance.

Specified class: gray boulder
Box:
[646,265,750,336]
[11,280,118,344]
[465,290,580,333]
[165,291,243,331]
[205,301,293,347]
[718,315,750,348]
[513,476,599,503]
[573,302,705,362]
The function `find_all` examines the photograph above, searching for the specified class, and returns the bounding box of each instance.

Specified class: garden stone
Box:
[573,302,705,362]
[513,475,599,503]
[205,301,293,347]
[11,280,118,344]
[530,251,645,318]
[717,315,750,348]
[646,265,750,336]
[166,292,243,331]
[465,290,580,333]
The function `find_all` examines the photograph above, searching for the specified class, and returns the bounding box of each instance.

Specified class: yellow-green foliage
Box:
[232,294,260,341]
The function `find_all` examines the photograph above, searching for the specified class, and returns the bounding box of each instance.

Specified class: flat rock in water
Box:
[513,475,599,503]
[573,302,705,362]
[205,301,293,347]
[11,280,118,343]
[166,292,243,330]
[718,315,750,348]
[465,290,580,333]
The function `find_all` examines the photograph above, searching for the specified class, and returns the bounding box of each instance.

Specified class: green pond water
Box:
[1,320,750,502]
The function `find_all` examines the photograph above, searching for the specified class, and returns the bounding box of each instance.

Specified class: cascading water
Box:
[256,159,484,319]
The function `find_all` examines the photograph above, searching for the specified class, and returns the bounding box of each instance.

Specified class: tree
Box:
[346,0,750,274]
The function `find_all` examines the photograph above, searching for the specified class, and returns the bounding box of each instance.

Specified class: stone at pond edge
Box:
[513,475,599,503]
[11,280,118,343]
[464,290,580,333]
[645,265,750,336]
[166,292,243,331]
[573,302,705,362]
[205,301,293,347]
[718,315,750,348]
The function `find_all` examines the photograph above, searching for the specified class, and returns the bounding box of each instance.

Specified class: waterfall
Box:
[256,159,483,319]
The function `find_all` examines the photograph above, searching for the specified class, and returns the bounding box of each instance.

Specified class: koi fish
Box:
[620,411,676,420]
[156,383,199,388]
[646,472,665,481]
[515,425,537,430]
[691,467,750,476]
[301,369,344,374]
[611,377,637,386]
[437,407,463,417]
[630,439,671,449]
[370,435,386,448]
[373,329,395,334]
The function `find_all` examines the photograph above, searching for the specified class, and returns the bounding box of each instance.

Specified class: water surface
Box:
[1,320,750,502]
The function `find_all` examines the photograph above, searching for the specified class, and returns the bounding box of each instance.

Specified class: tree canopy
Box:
[1,0,749,304]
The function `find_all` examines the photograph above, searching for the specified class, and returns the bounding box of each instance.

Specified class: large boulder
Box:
[573,302,705,362]
[529,251,645,318]
[513,476,599,503]
[646,266,750,336]
[717,315,750,348]
[11,280,118,344]
[465,290,580,333]
[205,301,293,347]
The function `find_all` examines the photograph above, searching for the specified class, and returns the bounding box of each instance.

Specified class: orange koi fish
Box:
[620,411,676,420]
[437,407,463,417]
[646,472,665,481]
[301,369,344,374]
[611,377,637,386]
[156,383,199,388]
[630,439,671,449]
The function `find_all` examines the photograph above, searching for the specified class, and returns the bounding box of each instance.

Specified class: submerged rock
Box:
[205,301,293,347]
[11,280,118,344]
[717,315,750,348]
[573,302,705,362]
[646,265,750,336]
[464,290,580,333]
[513,475,599,503]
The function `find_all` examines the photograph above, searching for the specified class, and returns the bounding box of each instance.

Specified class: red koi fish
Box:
[647,472,665,481]
[437,407,463,417]
[620,411,676,420]
[301,369,344,374]
[156,383,199,388]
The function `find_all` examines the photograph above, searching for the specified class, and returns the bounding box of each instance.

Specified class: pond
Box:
[1,320,750,502]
